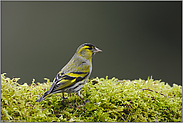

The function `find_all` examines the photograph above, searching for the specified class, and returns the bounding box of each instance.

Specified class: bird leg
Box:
[62,93,68,103]
[77,91,89,105]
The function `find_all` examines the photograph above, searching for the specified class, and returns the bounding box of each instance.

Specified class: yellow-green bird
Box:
[35,43,102,103]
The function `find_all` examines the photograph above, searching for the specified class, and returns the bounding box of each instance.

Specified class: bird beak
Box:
[94,47,102,53]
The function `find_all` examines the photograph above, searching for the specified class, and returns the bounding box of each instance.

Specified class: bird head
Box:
[76,43,102,60]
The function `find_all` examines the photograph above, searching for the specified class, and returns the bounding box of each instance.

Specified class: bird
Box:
[35,43,102,104]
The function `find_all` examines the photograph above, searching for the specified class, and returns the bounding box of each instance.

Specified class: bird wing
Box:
[49,61,91,93]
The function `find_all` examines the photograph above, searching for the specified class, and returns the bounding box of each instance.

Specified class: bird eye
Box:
[88,47,92,50]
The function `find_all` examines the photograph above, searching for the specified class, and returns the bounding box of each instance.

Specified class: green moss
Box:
[1,73,182,122]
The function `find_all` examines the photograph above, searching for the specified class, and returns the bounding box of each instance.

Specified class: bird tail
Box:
[35,81,57,102]
[35,91,51,102]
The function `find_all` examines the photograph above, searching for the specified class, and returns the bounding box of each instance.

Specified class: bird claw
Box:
[81,98,89,105]
[85,98,90,103]
[61,97,68,103]
[62,97,68,100]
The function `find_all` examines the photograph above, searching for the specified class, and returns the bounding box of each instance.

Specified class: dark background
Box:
[2,1,182,86]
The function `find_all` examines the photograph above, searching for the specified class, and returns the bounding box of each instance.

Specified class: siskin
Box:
[35,43,102,103]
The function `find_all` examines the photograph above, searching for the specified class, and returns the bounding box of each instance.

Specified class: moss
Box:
[1,73,182,122]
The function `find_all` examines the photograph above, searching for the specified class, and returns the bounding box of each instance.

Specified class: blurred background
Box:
[2,1,182,86]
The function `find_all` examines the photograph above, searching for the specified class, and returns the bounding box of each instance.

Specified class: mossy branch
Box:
[1,73,182,122]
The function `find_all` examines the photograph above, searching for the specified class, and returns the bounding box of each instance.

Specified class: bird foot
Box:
[81,98,89,105]
[61,97,68,103]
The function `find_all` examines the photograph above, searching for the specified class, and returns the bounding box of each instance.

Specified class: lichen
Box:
[1,73,182,122]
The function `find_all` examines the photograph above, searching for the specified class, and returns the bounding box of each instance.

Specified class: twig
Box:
[121,116,126,122]
[139,88,170,98]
